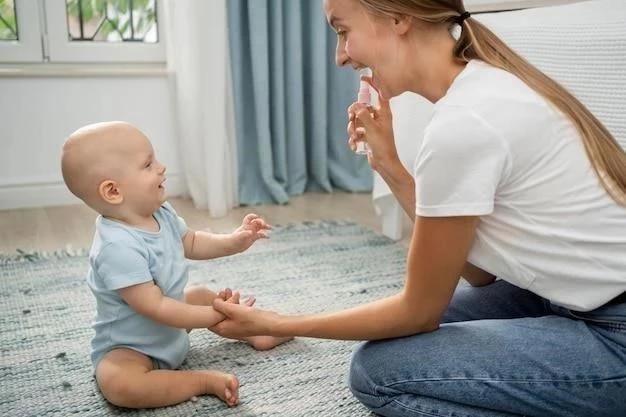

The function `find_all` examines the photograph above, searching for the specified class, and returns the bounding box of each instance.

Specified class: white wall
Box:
[0,74,186,210]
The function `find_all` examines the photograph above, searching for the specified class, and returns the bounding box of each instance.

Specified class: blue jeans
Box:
[349,280,626,417]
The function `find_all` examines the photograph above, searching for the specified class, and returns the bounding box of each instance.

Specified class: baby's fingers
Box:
[251,218,272,231]
[227,291,240,304]
[242,213,260,225]
[255,231,269,240]
[218,288,233,301]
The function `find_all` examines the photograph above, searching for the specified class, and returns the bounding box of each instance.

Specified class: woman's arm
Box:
[212,215,480,340]
[349,94,493,287]
[348,86,417,222]
[376,158,417,223]
[462,262,496,287]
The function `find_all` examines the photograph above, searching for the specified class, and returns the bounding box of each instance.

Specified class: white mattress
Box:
[374,0,626,206]
[477,0,626,148]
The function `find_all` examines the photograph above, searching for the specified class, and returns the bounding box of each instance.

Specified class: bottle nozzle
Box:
[357,68,372,104]
[355,68,372,155]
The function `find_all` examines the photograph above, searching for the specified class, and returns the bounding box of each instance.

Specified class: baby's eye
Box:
[145,161,152,168]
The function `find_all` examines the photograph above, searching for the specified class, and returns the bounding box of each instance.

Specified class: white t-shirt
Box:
[413,59,626,311]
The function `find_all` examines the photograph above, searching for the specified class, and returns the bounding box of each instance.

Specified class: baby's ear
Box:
[98,180,123,205]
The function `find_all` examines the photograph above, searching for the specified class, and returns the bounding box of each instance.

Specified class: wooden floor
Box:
[0,192,413,254]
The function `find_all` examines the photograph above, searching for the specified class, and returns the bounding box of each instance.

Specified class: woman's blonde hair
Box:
[359,0,626,206]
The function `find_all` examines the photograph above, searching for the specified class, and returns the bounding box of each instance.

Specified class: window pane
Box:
[65,0,158,43]
[0,0,18,41]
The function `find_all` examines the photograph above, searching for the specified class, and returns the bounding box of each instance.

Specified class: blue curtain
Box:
[227,0,373,205]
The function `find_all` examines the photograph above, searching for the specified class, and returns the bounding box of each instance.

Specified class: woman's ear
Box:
[391,14,412,36]
[98,180,123,205]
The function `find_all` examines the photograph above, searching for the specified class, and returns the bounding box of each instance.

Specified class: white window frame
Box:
[0,0,165,64]
[44,0,165,63]
[0,0,43,62]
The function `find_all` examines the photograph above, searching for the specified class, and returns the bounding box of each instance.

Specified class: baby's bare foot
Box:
[248,335,294,351]
[202,371,239,406]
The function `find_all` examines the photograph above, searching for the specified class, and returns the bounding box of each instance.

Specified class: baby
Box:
[60,121,291,409]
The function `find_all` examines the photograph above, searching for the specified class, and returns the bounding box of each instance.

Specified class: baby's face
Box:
[116,132,167,216]
[62,122,167,217]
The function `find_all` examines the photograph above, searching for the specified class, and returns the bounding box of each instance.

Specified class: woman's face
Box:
[324,0,406,99]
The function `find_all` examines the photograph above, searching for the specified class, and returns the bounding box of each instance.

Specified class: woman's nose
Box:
[335,43,349,67]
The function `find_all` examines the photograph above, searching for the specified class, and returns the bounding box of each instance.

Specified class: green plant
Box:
[0,0,18,41]
[65,0,156,42]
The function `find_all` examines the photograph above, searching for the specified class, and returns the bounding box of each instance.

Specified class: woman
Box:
[213,1,626,415]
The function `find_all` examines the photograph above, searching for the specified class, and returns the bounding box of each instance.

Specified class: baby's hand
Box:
[210,289,255,332]
[231,214,272,253]
[217,288,256,307]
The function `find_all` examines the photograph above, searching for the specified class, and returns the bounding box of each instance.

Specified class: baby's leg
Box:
[96,348,239,408]
[244,334,294,351]
[185,286,293,350]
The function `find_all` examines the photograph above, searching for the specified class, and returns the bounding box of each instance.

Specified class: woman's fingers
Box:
[348,102,371,147]
[348,130,368,152]
[347,118,354,137]
[213,298,241,318]
[347,102,362,116]
[347,102,370,124]
[355,106,375,129]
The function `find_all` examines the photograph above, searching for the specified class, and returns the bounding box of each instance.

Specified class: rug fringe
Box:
[271,219,359,231]
[0,246,89,265]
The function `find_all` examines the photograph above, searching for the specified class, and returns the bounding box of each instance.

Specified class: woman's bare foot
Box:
[247,335,294,351]
[202,371,239,406]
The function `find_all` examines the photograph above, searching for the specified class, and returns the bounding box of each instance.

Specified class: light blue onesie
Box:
[87,202,190,370]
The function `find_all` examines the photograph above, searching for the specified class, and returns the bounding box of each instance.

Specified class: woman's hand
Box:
[210,298,283,338]
[347,76,399,171]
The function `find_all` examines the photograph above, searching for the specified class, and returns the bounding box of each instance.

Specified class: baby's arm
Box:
[182,214,270,260]
[119,281,234,329]
[182,229,241,260]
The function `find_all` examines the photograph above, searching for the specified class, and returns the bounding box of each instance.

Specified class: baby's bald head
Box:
[61,121,148,210]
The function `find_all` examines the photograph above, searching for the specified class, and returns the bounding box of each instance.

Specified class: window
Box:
[0,0,42,62]
[0,0,18,41]
[65,0,158,42]
[46,0,165,62]
[0,0,165,64]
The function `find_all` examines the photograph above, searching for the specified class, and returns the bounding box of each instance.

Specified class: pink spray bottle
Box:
[355,68,372,155]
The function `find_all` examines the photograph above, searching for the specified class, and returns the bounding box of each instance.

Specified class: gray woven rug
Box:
[0,220,407,416]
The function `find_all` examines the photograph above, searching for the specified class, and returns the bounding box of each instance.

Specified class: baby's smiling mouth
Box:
[158,179,166,189]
